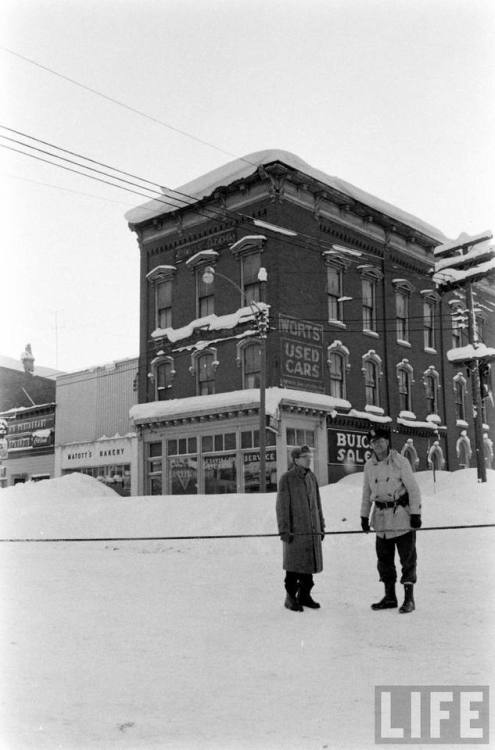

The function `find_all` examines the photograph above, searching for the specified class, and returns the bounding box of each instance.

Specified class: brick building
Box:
[126,150,495,495]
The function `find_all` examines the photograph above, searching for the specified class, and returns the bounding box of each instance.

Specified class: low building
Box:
[54,357,139,496]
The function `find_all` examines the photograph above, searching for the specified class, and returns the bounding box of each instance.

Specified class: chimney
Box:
[21,343,35,374]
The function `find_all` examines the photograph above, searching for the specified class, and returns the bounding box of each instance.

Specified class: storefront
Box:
[132,387,351,495]
[56,434,138,496]
[0,404,56,486]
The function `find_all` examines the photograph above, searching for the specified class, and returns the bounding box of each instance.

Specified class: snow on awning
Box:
[433,257,495,288]
[130,387,351,425]
[434,230,493,258]
[397,417,446,431]
[435,243,495,273]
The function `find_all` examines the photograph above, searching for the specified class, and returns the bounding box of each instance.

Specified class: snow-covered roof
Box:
[130,386,351,424]
[0,354,64,379]
[447,343,495,363]
[125,149,446,241]
[151,304,269,343]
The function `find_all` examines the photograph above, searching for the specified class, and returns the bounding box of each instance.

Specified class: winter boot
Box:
[284,591,303,612]
[371,582,398,610]
[298,581,321,609]
[399,583,415,614]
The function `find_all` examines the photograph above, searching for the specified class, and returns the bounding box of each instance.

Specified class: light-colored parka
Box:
[276,464,325,573]
[360,449,422,539]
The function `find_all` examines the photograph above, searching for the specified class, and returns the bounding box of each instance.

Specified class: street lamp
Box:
[201,265,269,493]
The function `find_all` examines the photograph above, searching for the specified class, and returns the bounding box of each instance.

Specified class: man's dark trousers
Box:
[285,571,314,597]
[376,531,417,584]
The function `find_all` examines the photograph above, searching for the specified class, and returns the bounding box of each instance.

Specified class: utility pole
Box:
[257,268,268,493]
[465,281,487,482]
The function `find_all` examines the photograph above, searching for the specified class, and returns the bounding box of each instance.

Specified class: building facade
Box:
[126,150,495,495]
[54,357,139,496]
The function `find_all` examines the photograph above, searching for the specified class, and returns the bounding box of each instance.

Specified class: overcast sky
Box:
[1,0,494,373]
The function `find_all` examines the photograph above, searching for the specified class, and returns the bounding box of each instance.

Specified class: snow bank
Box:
[1,469,493,541]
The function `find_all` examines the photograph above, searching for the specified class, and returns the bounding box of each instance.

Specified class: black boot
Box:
[299,579,320,609]
[284,591,303,612]
[399,583,415,613]
[371,582,398,610]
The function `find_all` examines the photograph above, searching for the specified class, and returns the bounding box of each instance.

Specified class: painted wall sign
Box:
[279,314,325,392]
[62,439,133,468]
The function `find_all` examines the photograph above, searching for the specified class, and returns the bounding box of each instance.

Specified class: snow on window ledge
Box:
[424,347,437,355]
[363,329,379,338]
[456,419,468,428]
[426,414,441,424]
[365,404,384,415]
[397,339,411,348]
[399,410,416,420]
[328,319,346,329]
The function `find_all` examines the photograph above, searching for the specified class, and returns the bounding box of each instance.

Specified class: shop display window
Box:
[242,448,277,493]
[203,453,237,494]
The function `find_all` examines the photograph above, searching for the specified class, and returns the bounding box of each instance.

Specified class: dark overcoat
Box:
[276,465,325,574]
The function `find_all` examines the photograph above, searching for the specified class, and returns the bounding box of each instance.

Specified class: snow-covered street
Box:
[1,471,494,749]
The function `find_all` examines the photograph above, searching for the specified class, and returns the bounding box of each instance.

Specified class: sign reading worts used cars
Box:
[279,314,324,393]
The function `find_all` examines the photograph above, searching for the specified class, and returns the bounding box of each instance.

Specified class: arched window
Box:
[190,348,219,395]
[237,339,261,388]
[423,366,440,415]
[392,279,415,344]
[151,356,176,400]
[146,265,176,332]
[359,265,382,334]
[396,359,414,412]
[453,373,467,421]
[361,350,383,408]
[327,341,350,399]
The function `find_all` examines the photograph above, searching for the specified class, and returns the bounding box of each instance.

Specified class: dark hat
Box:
[291,444,311,460]
[367,426,390,443]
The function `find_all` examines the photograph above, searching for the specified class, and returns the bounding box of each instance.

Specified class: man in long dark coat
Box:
[276,445,325,612]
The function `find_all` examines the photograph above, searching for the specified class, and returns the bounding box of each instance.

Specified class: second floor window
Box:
[329,352,345,398]
[327,266,343,322]
[454,378,466,421]
[243,343,261,388]
[364,360,379,406]
[424,374,437,414]
[362,278,376,332]
[198,353,215,395]
[423,300,435,350]
[398,367,412,412]
[197,270,214,318]
[156,360,174,400]
[156,279,172,329]
[396,291,409,342]
[241,253,261,305]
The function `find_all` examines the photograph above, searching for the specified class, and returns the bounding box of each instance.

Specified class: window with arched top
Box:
[146,265,176,331]
[422,366,440,415]
[359,266,383,334]
[151,356,176,400]
[396,359,414,412]
[361,350,383,407]
[453,372,467,421]
[327,341,350,399]
[189,348,219,395]
[236,339,262,388]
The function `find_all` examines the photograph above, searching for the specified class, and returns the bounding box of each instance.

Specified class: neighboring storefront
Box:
[0,403,56,485]
[131,387,351,495]
[56,434,138,496]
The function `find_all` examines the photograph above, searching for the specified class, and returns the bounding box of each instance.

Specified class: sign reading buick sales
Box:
[279,314,324,392]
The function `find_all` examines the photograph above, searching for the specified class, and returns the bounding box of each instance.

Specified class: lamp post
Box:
[202,265,269,493]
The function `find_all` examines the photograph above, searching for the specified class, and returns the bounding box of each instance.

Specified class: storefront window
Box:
[286,429,316,470]
[168,455,198,494]
[64,464,132,496]
[204,453,237,494]
[243,448,277,493]
[147,441,162,495]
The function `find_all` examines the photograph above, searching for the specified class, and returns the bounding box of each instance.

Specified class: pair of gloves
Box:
[280,532,325,543]
[360,515,422,533]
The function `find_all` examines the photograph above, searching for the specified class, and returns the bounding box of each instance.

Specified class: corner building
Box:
[126,150,495,494]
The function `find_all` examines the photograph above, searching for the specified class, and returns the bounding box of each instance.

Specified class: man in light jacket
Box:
[276,445,325,612]
[361,426,422,614]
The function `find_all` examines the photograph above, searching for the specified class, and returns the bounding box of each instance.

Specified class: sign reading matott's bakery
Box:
[279,314,324,393]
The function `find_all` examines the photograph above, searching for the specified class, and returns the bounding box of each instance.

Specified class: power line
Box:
[0,46,258,167]
[0,172,136,206]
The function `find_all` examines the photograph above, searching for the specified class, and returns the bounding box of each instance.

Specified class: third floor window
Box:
[156,279,172,330]
[327,266,343,323]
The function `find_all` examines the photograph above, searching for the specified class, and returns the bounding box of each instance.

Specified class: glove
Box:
[361,517,370,533]
[280,532,294,543]
[410,514,422,529]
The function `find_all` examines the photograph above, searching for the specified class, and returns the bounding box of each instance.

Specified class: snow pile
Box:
[1,469,494,749]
